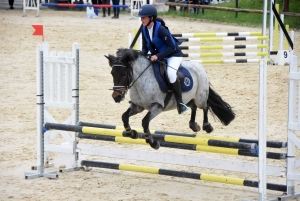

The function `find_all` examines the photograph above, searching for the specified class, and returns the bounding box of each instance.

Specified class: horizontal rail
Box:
[179,36,268,42]
[173,32,262,37]
[182,52,268,57]
[189,58,270,64]
[78,122,287,148]
[78,144,286,176]
[44,123,256,149]
[180,44,268,50]
[81,160,287,192]
[78,133,286,159]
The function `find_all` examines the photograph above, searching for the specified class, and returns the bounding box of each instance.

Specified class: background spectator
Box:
[102,0,111,17]
[8,0,14,9]
[111,0,119,18]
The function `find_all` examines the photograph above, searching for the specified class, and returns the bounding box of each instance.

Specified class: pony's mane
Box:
[116,48,142,64]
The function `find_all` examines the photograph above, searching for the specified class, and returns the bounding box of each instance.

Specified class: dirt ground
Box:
[1,7,300,201]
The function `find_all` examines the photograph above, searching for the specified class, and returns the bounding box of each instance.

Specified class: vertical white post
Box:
[57,52,64,102]
[258,60,267,201]
[72,43,80,166]
[128,33,132,48]
[36,45,44,175]
[24,44,57,179]
[43,42,49,102]
[258,0,268,200]
[49,51,56,102]
[287,55,298,196]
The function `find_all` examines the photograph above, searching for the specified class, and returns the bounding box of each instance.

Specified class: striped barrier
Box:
[182,52,268,58]
[129,31,270,64]
[41,3,128,8]
[179,44,268,50]
[189,58,271,64]
[179,36,269,42]
[77,133,286,159]
[81,160,287,192]
[172,32,263,37]
[44,122,257,150]
[78,122,287,148]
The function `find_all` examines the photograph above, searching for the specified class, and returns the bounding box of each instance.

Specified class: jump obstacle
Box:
[24,39,300,201]
[129,31,271,64]
[77,121,287,148]
[44,122,288,160]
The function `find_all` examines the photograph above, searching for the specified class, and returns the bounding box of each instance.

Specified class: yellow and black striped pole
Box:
[81,160,287,192]
[77,133,286,160]
[44,123,257,150]
[78,122,287,149]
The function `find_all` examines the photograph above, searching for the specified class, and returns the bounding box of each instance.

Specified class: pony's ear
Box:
[105,54,115,67]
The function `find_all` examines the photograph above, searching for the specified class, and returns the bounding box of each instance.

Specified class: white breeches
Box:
[166,56,183,83]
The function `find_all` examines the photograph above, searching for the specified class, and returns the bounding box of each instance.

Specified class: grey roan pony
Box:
[105,48,235,150]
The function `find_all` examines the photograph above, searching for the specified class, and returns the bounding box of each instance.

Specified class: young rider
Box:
[137,4,189,114]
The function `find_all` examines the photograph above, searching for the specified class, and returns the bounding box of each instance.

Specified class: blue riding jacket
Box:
[141,20,183,60]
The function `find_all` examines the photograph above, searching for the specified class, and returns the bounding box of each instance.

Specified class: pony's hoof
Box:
[203,123,213,133]
[130,130,139,139]
[150,140,160,150]
[189,121,200,132]
[122,130,131,137]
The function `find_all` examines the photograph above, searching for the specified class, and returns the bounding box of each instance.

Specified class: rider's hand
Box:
[150,55,158,62]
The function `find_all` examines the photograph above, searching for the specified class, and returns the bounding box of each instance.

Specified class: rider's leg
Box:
[167,57,189,114]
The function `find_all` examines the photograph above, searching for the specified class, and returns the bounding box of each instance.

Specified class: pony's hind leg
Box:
[202,107,213,133]
[122,102,144,139]
[142,103,164,150]
[187,101,201,132]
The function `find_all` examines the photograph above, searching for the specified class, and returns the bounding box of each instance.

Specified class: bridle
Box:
[110,59,153,95]
[110,64,132,97]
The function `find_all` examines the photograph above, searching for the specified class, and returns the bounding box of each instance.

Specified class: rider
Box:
[137,4,189,114]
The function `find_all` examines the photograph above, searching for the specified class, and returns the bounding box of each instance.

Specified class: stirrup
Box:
[178,102,189,114]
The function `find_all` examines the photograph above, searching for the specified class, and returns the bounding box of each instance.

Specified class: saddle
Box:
[159,59,185,87]
[152,60,193,93]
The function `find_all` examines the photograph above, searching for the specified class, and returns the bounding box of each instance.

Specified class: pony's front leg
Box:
[188,101,201,132]
[122,102,144,139]
[142,103,164,150]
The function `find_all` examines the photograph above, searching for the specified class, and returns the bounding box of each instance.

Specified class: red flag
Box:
[32,24,44,41]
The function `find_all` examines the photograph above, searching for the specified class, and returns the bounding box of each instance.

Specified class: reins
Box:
[128,60,153,89]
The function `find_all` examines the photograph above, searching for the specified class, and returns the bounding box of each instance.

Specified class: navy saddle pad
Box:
[153,61,193,93]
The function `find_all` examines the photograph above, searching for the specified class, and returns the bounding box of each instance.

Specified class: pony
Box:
[105,48,235,150]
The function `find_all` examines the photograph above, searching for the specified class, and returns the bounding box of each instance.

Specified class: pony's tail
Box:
[207,86,235,126]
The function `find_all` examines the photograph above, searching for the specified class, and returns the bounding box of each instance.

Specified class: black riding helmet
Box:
[137,4,157,18]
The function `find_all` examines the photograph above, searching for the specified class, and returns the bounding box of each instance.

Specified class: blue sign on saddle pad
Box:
[153,62,193,93]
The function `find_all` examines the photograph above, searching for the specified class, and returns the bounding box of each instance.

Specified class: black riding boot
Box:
[171,79,189,114]
[112,13,119,19]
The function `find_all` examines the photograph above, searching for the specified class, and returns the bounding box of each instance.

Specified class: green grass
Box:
[160,0,300,30]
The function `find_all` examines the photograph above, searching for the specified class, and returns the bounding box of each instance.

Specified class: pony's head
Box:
[105,48,140,103]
